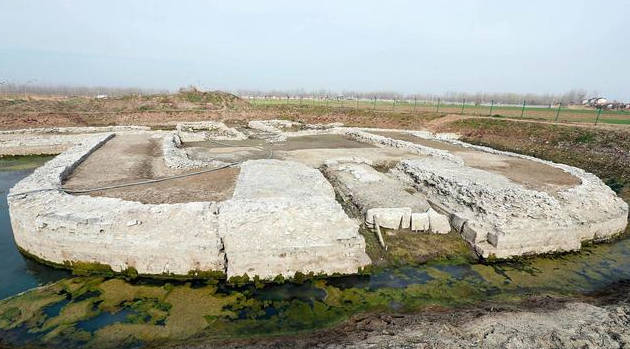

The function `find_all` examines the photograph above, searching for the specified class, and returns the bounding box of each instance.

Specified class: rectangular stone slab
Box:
[219,159,371,279]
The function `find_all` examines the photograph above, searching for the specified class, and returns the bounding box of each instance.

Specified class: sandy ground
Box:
[63,133,239,204]
[372,131,581,193]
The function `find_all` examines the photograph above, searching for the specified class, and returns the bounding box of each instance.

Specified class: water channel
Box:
[1,157,629,348]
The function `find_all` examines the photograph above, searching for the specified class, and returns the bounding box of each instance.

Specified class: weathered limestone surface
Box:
[219,160,371,279]
[8,134,225,275]
[162,133,228,169]
[0,126,150,156]
[345,129,462,163]
[6,123,629,276]
[323,162,450,234]
[176,121,247,142]
[395,156,628,257]
[8,137,370,279]
[248,119,347,140]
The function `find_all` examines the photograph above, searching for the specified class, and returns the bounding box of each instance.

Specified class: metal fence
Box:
[248,96,630,126]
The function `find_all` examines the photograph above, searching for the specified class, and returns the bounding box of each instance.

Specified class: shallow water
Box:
[1,157,630,348]
[0,157,70,299]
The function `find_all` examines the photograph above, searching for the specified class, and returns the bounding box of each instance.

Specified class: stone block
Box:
[411,212,430,232]
[428,208,451,234]
[366,207,412,230]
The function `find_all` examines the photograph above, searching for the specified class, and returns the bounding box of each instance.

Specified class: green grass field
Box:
[248,98,630,125]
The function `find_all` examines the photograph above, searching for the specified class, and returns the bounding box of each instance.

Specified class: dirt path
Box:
[63,133,238,204]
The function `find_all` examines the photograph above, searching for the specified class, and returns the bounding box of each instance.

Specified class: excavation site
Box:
[6,120,628,280]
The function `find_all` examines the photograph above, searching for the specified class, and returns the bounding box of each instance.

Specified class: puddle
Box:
[77,308,137,333]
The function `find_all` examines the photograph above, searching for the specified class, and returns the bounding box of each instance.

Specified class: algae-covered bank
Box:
[3,237,630,348]
[2,156,630,348]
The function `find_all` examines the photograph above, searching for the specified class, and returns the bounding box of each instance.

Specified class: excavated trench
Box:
[62,134,240,204]
[63,134,383,204]
[2,122,629,348]
[7,122,627,280]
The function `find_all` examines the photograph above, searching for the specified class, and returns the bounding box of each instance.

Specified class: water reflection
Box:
[2,156,630,349]
[0,164,70,299]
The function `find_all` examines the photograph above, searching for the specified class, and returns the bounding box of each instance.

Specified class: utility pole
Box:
[594,107,602,125]
[554,103,562,122]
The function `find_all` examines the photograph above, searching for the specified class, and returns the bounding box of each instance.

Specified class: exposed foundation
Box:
[5,120,628,278]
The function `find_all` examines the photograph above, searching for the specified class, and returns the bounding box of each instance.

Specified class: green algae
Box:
[6,234,630,348]
[18,246,228,282]
[0,155,54,171]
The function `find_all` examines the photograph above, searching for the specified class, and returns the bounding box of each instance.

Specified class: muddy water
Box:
[1,158,630,348]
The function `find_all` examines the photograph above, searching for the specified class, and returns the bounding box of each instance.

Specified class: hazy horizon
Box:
[1,1,629,100]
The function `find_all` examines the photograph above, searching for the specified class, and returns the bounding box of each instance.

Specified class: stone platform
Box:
[5,120,628,278]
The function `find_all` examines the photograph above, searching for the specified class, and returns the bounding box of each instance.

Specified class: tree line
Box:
[0,82,166,97]
[236,88,600,106]
[0,82,606,106]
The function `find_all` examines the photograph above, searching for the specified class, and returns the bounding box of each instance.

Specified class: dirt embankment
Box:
[0,90,246,130]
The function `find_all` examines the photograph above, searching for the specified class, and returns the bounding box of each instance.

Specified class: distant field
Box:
[249,98,630,125]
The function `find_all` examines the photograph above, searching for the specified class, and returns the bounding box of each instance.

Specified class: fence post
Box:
[594,108,602,125]
[413,97,417,113]
[554,103,562,122]
[520,100,526,118]
[373,97,376,111]
[489,99,494,116]
[436,98,440,113]
[461,98,466,114]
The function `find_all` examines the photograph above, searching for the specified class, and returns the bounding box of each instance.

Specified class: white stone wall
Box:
[0,126,151,156]
[344,129,463,163]
[6,124,628,276]
[8,137,371,279]
[176,121,247,142]
[394,156,628,258]
[8,134,225,276]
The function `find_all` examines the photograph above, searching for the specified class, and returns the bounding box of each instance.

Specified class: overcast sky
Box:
[1,0,628,99]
